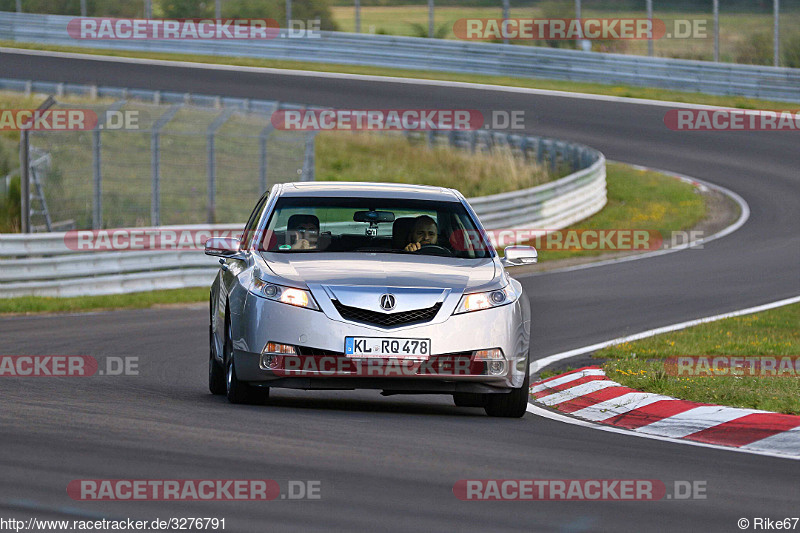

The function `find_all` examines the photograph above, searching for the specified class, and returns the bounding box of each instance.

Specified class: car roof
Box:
[278,182,461,201]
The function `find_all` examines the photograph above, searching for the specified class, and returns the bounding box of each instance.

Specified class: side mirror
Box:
[205,237,245,259]
[501,245,538,267]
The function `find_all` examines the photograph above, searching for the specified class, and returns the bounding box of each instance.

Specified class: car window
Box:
[258,196,492,259]
[240,193,270,249]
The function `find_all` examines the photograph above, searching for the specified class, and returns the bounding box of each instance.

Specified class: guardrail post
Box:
[206,108,235,223]
[150,104,181,226]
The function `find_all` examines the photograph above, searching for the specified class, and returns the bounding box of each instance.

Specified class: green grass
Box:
[316,131,551,197]
[527,162,706,262]
[0,287,208,314]
[598,303,800,415]
[0,41,794,111]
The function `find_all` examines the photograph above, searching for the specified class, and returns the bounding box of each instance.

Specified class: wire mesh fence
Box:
[27,99,312,230]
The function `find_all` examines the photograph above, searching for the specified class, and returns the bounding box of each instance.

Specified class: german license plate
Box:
[345,337,431,358]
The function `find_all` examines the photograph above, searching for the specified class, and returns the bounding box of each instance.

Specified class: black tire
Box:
[453,392,486,408]
[483,371,530,418]
[209,352,227,396]
[223,312,268,405]
[209,300,226,395]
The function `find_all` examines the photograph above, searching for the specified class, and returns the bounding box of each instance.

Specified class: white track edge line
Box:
[0,46,788,112]
[513,165,751,278]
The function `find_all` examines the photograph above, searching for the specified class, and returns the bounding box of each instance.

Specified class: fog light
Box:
[260,342,296,370]
[488,360,506,375]
[473,348,506,376]
[260,354,280,369]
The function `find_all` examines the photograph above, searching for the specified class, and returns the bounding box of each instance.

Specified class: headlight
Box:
[250,278,320,310]
[454,284,517,314]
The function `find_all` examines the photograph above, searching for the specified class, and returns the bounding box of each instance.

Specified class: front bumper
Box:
[231,291,530,391]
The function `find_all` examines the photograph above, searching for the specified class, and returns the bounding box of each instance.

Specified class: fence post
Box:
[206,108,235,224]
[713,0,719,62]
[646,0,653,57]
[90,100,126,230]
[428,0,434,39]
[259,116,276,193]
[19,130,29,233]
[300,132,317,182]
[774,0,780,67]
[150,104,181,226]
[92,128,102,229]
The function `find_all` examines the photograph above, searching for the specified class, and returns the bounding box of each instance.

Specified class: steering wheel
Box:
[414,244,453,257]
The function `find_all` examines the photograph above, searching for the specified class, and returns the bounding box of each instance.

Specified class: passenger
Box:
[287,214,319,250]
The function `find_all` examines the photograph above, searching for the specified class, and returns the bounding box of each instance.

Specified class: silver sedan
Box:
[205,182,537,417]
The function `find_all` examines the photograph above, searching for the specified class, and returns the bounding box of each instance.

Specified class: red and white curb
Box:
[529,366,800,459]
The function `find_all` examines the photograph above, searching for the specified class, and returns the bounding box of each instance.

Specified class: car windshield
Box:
[256,196,493,259]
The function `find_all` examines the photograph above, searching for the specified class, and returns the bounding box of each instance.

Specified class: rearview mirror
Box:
[501,245,538,267]
[205,237,245,259]
[353,210,395,223]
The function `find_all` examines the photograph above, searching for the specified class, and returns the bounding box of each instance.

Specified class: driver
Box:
[404,215,439,252]
[287,214,319,250]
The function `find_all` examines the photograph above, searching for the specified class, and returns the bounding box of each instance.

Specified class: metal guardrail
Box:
[0,74,606,297]
[0,142,605,298]
[1,12,799,102]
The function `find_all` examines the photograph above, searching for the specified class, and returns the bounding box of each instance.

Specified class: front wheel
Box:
[209,321,226,395]
[223,312,268,405]
[483,371,530,418]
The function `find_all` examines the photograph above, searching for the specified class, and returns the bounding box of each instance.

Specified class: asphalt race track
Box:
[1,49,799,532]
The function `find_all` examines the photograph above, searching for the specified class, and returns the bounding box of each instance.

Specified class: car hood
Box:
[259,252,499,293]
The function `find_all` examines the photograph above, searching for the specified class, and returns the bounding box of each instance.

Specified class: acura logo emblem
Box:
[380,294,396,311]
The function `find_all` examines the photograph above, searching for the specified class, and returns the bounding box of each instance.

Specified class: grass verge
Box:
[316,131,550,197]
[0,41,794,111]
[598,303,800,415]
[0,287,208,315]
[525,162,706,262]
